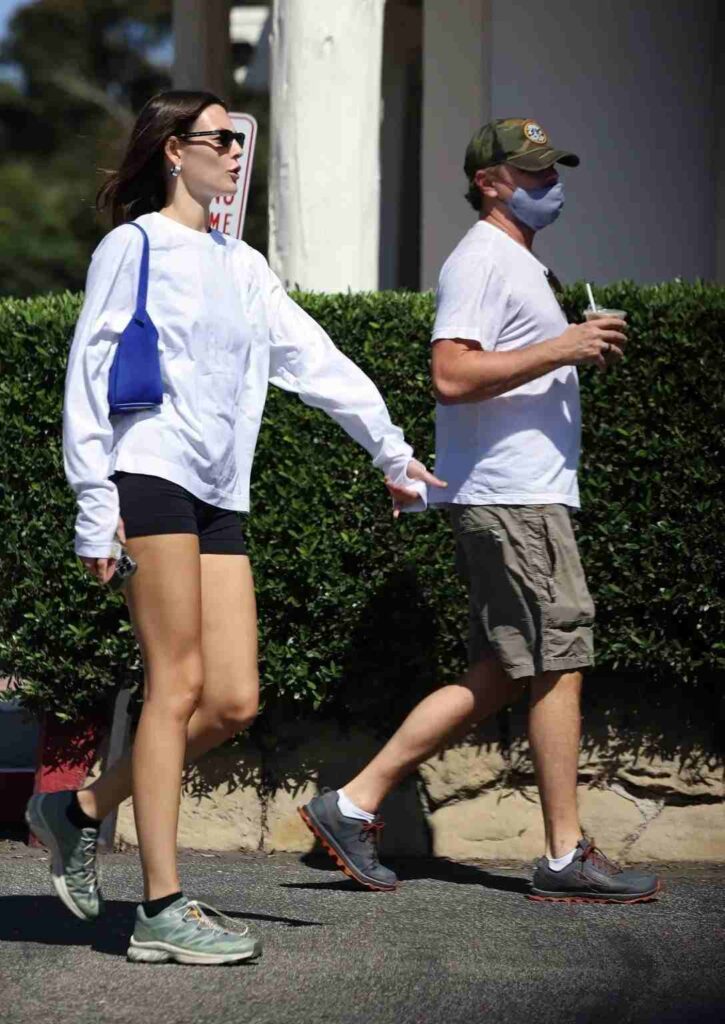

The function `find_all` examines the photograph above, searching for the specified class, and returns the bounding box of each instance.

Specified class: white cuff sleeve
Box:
[385,456,428,513]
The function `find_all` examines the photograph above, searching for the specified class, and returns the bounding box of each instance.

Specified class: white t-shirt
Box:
[64,212,424,558]
[430,220,581,508]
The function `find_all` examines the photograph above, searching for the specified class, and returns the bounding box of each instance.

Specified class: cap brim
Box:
[507,148,580,171]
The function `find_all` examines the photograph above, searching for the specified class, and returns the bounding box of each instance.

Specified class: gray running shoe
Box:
[25,790,103,921]
[530,837,661,904]
[127,897,262,965]
[298,789,398,892]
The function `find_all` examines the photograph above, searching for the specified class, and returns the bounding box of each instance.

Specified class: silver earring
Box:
[171,164,182,178]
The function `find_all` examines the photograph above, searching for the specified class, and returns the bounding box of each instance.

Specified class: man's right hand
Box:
[553,317,628,371]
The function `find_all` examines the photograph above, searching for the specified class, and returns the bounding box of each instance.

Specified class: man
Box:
[300,118,660,904]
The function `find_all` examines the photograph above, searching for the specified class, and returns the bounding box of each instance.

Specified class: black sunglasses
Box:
[178,129,246,151]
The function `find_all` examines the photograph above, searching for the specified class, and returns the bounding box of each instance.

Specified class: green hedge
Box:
[0,282,723,724]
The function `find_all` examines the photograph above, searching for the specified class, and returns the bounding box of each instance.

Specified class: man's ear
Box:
[475,168,499,200]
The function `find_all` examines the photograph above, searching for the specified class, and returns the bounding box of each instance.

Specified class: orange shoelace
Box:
[581,839,621,876]
[360,820,385,843]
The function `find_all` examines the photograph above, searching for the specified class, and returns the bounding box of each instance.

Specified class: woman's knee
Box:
[208,689,259,737]
[144,657,205,723]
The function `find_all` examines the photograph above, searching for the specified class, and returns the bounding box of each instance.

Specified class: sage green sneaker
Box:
[127,897,263,965]
[25,791,103,921]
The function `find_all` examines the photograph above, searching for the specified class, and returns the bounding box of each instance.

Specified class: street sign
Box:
[208,112,258,239]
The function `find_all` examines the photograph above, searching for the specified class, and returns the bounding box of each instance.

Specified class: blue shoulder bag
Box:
[107,222,163,415]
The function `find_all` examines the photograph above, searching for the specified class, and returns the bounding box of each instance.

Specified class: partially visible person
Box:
[26,90,443,966]
[301,118,660,905]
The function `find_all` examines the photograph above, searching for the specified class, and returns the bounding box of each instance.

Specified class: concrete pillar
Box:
[173,0,231,98]
[715,3,725,283]
[268,0,386,291]
[421,0,491,290]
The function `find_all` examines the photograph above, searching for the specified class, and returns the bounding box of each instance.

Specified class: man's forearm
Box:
[434,337,566,404]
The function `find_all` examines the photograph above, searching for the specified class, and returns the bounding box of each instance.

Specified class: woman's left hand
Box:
[385,459,447,519]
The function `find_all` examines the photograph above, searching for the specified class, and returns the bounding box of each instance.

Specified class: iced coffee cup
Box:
[584,307,627,368]
[584,307,627,323]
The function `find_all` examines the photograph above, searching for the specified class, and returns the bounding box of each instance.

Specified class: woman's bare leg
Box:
[119,534,204,901]
[196,553,259,733]
[77,556,259,824]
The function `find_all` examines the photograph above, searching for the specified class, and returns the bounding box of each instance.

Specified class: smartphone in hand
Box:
[108,546,138,592]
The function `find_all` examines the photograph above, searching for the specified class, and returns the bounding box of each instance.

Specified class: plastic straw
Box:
[586,283,597,311]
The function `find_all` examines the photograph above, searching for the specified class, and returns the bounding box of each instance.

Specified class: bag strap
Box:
[128,222,150,321]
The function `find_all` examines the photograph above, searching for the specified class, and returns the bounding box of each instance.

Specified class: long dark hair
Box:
[96,90,228,226]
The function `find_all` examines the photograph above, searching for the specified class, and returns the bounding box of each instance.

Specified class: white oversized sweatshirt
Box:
[63,212,424,558]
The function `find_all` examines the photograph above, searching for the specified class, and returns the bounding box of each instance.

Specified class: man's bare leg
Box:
[299,655,523,889]
[342,656,524,814]
[526,669,660,901]
[528,670,584,859]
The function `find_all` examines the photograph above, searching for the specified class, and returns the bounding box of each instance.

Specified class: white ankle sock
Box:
[337,789,375,823]
[547,846,577,872]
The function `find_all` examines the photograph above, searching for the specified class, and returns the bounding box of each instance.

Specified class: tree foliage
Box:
[0,0,270,297]
[0,0,172,298]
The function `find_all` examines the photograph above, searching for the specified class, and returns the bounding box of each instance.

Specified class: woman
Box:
[26,90,440,965]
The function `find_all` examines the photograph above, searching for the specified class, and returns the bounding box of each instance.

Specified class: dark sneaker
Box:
[298,789,398,892]
[127,897,262,965]
[25,790,103,921]
[530,838,661,904]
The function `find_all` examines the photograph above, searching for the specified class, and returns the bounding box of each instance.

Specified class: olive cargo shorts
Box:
[448,504,595,680]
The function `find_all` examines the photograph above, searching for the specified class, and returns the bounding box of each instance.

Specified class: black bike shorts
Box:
[111,472,247,556]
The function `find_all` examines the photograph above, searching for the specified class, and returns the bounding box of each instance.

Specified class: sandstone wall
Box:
[113,701,724,862]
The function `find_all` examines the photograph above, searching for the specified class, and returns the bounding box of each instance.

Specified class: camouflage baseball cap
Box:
[464,118,580,176]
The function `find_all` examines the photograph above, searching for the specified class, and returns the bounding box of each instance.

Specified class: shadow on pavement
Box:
[0,894,104,946]
[390,857,531,894]
[0,825,28,842]
[294,853,531,895]
[222,909,323,928]
[0,896,323,957]
[282,880,380,894]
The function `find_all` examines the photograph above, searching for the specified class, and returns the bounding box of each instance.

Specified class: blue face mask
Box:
[506,181,565,231]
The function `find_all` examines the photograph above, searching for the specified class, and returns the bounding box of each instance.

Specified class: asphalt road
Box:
[0,843,723,1024]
